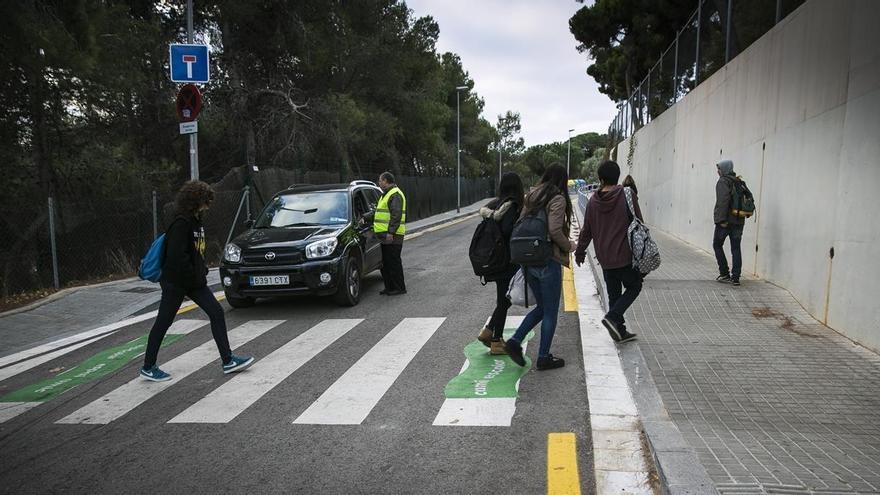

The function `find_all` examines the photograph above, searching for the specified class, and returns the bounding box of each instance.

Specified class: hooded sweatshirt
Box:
[714,160,745,226]
[575,185,643,270]
[161,214,208,290]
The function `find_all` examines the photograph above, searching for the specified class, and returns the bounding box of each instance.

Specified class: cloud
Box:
[405,0,617,146]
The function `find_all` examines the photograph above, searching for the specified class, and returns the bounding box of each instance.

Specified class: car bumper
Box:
[220,257,344,298]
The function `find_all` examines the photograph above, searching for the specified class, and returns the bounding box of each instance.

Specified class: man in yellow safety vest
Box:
[374,171,407,295]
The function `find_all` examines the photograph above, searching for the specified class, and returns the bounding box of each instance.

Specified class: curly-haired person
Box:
[140,181,255,381]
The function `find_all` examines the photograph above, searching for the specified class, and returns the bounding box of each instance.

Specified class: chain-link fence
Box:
[1,169,494,300]
[608,0,806,149]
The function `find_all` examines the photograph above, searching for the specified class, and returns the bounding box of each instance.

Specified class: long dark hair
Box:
[175,180,215,217]
[528,163,572,230]
[492,172,524,208]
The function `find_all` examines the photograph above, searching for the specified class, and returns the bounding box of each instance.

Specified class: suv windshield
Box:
[255,191,350,228]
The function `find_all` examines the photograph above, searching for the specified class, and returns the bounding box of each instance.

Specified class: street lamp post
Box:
[566,128,575,177]
[455,85,468,213]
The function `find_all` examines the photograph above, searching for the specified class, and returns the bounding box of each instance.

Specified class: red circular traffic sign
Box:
[176,84,202,122]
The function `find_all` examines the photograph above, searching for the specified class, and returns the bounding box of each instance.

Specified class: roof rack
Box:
[350,180,377,187]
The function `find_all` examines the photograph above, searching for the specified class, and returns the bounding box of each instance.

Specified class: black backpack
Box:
[730,177,756,218]
[509,207,551,266]
[469,208,509,280]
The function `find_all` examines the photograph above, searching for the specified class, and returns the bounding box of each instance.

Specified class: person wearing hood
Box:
[574,160,640,343]
[713,159,745,286]
[476,172,525,355]
[505,164,576,371]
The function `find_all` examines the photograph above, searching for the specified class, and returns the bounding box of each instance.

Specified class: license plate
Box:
[249,275,290,286]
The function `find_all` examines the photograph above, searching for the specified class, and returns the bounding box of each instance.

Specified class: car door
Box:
[354,189,382,272]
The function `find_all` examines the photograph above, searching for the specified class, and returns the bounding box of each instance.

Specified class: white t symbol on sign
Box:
[182,55,197,79]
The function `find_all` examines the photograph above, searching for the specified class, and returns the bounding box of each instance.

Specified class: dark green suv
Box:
[220,181,383,307]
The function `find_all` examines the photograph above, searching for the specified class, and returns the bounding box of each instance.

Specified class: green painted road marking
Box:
[444,329,535,399]
[0,334,183,403]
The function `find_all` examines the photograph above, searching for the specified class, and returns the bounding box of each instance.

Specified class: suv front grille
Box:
[242,248,304,265]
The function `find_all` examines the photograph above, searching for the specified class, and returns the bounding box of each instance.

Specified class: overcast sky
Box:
[405,0,617,147]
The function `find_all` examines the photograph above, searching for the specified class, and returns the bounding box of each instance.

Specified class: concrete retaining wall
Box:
[615,0,880,351]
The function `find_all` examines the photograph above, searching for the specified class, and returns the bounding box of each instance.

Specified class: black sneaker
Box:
[716,274,733,284]
[601,317,622,342]
[731,278,741,286]
[536,355,565,370]
[617,330,638,343]
[505,339,526,367]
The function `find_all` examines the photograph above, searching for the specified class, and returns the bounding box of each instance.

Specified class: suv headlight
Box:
[305,237,338,259]
[224,243,241,263]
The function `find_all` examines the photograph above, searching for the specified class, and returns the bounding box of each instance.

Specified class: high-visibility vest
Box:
[373,186,407,235]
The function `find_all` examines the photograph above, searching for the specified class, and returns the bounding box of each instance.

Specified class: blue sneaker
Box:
[140,365,171,382]
[222,354,255,374]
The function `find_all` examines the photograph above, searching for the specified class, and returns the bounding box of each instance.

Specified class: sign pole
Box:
[187,0,198,180]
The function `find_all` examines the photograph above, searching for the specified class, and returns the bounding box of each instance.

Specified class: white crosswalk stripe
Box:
[56,320,282,425]
[293,317,445,425]
[169,319,363,424]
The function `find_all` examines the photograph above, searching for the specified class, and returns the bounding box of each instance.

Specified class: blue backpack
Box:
[138,234,166,282]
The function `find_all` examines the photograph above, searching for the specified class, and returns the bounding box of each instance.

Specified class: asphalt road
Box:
[0,217,594,495]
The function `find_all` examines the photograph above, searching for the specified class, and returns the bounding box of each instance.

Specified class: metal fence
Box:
[608,0,806,148]
[1,170,493,299]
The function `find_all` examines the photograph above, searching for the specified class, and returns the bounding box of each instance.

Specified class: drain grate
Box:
[121,287,160,294]
[717,483,860,495]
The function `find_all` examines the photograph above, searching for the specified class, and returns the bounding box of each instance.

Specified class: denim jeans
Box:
[713,224,743,279]
[509,260,563,358]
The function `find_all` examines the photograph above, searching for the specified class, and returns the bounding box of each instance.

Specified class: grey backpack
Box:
[509,207,551,267]
[624,187,661,274]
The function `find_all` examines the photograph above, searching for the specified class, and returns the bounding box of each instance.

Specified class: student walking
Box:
[575,160,641,343]
[476,172,525,355]
[713,160,746,286]
[505,164,576,371]
[140,181,254,382]
[374,171,408,296]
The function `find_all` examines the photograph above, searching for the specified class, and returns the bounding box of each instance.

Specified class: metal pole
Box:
[725,0,733,64]
[152,190,158,239]
[566,130,572,177]
[226,188,249,245]
[48,197,59,290]
[187,0,198,181]
[695,0,702,84]
[646,70,652,122]
[673,34,680,101]
[775,0,782,24]
[456,90,461,213]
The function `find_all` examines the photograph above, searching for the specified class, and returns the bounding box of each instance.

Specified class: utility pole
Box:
[566,128,575,177]
[455,85,467,213]
[187,0,198,180]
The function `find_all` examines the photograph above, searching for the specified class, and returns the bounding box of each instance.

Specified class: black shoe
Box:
[505,340,526,367]
[536,355,565,370]
[617,330,638,343]
[386,289,407,296]
[731,278,740,286]
[380,289,389,295]
[601,317,622,342]
[716,274,732,284]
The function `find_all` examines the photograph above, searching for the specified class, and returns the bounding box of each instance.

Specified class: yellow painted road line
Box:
[563,261,578,312]
[547,432,582,495]
[177,291,226,315]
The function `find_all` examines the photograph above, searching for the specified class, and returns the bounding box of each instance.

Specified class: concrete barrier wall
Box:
[615,0,880,351]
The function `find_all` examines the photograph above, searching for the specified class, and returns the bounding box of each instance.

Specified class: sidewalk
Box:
[0,199,490,360]
[581,216,880,493]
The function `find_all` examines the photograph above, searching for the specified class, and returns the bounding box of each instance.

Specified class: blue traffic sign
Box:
[169,44,210,83]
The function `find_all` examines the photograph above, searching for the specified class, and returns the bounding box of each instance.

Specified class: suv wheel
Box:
[334,256,361,306]
[226,293,255,308]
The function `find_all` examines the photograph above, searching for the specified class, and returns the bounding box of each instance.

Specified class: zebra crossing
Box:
[1,315,554,428]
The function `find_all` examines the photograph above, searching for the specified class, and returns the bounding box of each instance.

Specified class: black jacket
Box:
[480,198,522,281]
[161,215,208,289]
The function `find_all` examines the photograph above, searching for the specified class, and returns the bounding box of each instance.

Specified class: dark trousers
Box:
[602,265,643,330]
[487,274,513,340]
[144,281,231,369]
[713,224,743,279]
[380,243,406,291]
